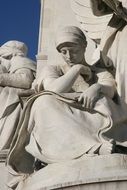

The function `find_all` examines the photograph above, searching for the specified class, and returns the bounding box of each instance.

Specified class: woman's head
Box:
[0,40,28,59]
[55,26,87,66]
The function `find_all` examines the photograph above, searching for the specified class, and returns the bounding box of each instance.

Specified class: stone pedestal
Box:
[16,154,127,190]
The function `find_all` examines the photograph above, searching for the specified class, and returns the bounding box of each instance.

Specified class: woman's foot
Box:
[99,139,116,155]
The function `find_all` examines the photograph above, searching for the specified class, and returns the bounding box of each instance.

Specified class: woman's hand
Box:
[78,64,90,75]
[78,83,101,110]
[32,78,43,93]
[72,64,91,79]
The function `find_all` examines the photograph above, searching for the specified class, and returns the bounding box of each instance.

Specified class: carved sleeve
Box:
[96,68,116,98]
[0,68,34,89]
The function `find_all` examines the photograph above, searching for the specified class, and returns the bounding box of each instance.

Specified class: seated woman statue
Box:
[0,40,36,151]
[7,27,127,178]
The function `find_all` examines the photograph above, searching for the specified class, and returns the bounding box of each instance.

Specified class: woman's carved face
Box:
[59,42,85,66]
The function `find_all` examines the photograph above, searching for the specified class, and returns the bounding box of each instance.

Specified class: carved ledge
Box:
[0,149,9,162]
[16,154,127,190]
[36,53,48,61]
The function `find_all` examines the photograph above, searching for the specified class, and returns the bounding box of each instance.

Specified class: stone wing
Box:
[70,0,112,40]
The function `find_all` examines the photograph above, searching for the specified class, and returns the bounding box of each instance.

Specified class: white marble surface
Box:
[0,163,8,190]
[16,154,127,190]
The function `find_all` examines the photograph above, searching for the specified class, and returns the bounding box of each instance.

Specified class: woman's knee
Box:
[33,95,56,108]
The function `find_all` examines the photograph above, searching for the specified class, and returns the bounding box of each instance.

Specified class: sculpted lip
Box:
[67,62,75,66]
[67,60,74,64]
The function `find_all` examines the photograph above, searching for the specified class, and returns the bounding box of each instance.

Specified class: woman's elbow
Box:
[22,74,34,89]
[44,85,62,93]
[44,83,68,93]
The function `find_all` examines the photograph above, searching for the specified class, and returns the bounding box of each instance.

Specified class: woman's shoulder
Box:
[42,64,63,78]
[10,55,36,72]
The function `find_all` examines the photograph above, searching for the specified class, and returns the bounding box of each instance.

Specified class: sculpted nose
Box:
[66,51,71,59]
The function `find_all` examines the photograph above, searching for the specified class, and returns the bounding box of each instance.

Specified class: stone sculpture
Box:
[6,26,127,190]
[5,1,127,189]
[0,40,36,151]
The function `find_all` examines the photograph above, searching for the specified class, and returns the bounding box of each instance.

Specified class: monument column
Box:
[36,0,95,75]
[36,0,80,75]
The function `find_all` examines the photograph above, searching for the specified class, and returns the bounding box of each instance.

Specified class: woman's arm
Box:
[0,68,34,89]
[36,64,88,93]
[78,68,116,110]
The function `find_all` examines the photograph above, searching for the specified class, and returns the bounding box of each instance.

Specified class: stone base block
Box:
[0,163,8,190]
[0,150,8,190]
[16,154,127,190]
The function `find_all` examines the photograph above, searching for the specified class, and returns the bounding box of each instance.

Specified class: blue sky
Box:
[0,0,40,60]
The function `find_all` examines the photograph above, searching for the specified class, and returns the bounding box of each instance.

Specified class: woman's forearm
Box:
[44,65,82,93]
[95,82,116,99]
[0,69,34,89]
[100,83,116,98]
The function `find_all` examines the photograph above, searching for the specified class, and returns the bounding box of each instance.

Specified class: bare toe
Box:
[99,140,116,155]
